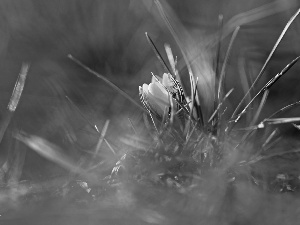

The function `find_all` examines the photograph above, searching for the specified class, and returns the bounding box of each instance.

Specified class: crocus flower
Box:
[139,73,178,117]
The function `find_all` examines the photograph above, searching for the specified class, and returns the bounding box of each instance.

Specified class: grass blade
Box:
[215,14,224,82]
[235,90,270,149]
[0,63,29,145]
[263,56,300,90]
[238,55,253,122]
[94,120,110,157]
[216,26,240,131]
[249,56,300,125]
[250,89,269,126]
[65,95,100,133]
[15,132,98,183]
[5,140,27,185]
[230,55,300,128]
[164,44,177,77]
[217,26,240,104]
[104,139,117,155]
[128,118,137,134]
[145,32,171,74]
[265,101,300,120]
[214,14,224,114]
[68,54,146,113]
[208,88,234,124]
[263,117,300,125]
[231,8,300,119]
[246,148,300,165]
[8,63,30,112]
[154,0,204,122]
[165,43,188,98]
[262,128,279,149]
[222,2,298,44]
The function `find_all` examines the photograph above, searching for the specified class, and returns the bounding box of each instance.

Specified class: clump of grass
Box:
[17,0,300,205]
[109,4,300,195]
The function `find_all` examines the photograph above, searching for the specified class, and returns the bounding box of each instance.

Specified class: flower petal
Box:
[148,82,169,104]
[148,82,169,116]
[162,73,173,88]
[151,75,161,84]
[139,83,167,117]
[142,83,149,95]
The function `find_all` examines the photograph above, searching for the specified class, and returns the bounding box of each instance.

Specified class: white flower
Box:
[139,73,177,117]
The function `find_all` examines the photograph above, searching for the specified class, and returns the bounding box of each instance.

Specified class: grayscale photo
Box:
[0,0,300,224]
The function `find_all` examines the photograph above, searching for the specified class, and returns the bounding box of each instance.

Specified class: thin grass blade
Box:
[262,128,279,149]
[265,100,300,120]
[231,8,300,119]
[0,63,29,145]
[247,148,300,165]
[104,138,116,155]
[8,63,29,112]
[217,26,240,104]
[165,43,188,97]
[68,54,146,113]
[154,0,204,122]
[15,132,97,183]
[128,118,137,134]
[65,95,100,133]
[222,2,298,44]
[263,117,300,125]
[145,32,171,74]
[164,44,177,77]
[264,56,300,90]
[215,14,224,82]
[248,56,300,126]
[238,56,253,122]
[250,89,269,126]
[230,55,300,127]
[208,88,234,124]
[94,120,110,157]
[236,90,270,155]
[214,14,224,118]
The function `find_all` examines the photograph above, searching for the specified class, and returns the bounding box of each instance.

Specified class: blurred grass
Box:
[0,0,299,122]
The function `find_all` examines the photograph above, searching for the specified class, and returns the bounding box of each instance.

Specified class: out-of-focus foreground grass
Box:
[0,0,300,224]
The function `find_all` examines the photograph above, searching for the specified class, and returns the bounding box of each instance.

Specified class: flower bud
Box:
[139,80,169,117]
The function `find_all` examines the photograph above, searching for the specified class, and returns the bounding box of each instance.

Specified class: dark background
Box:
[0,0,299,121]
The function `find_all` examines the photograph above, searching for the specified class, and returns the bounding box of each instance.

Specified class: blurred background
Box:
[0,0,299,185]
[0,0,300,223]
